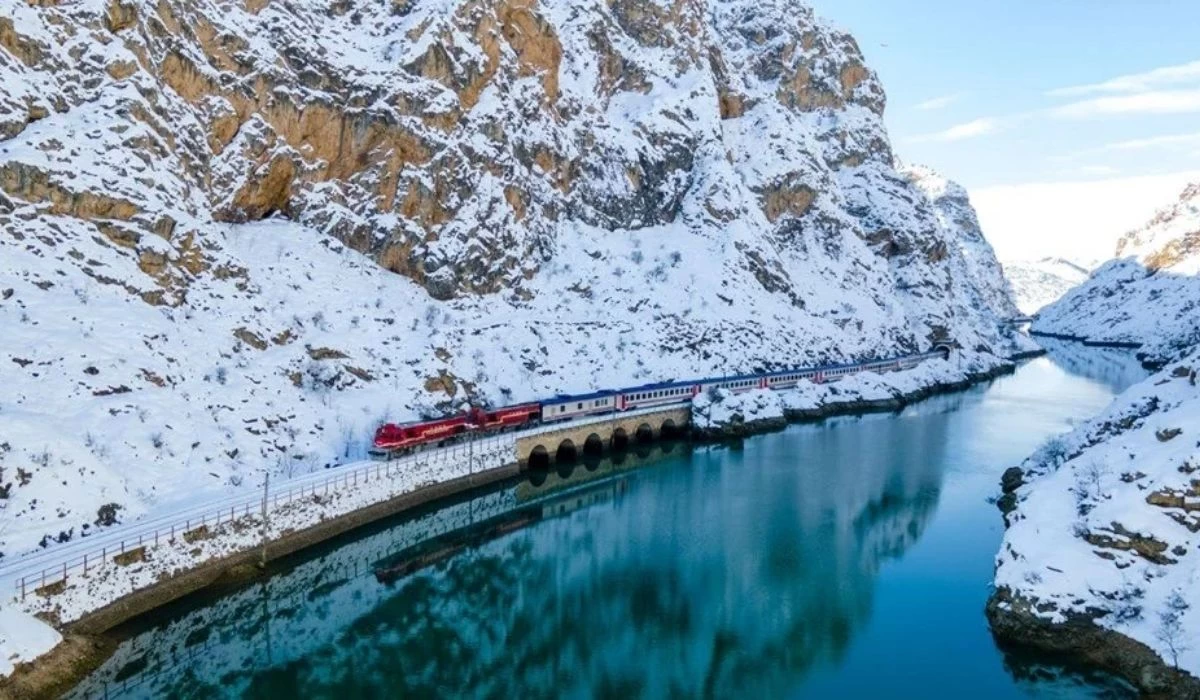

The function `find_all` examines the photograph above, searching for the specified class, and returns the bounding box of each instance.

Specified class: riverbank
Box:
[2,351,1015,698]
[55,350,1138,698]
[0,463,520,700]
[691,351,1015,440]
[988,347,1200,697]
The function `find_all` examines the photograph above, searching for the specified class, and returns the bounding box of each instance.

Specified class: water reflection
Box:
[69,412,952,700]
[67,358,1134,699]
[1036,337,1149,394]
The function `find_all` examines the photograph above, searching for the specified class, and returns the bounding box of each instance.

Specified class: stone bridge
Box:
[517,406,691,468]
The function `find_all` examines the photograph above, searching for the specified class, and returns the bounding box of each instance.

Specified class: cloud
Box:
[1101,131,1200,152]
[1049,89,1200,119]
[971,170,1200,262]
[914,93,962,111]
[1048,59,1200,98]
[909,117,1001,143]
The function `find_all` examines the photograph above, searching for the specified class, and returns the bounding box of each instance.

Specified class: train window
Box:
[577,403,583,409]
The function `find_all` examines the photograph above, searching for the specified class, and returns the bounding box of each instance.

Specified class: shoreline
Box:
[0,464,520,700]
[985,342,1200,698]
[986,588,1200,698]
[690,360,1018,441]
[1028,330,1165,369]
[2,356,1019,699]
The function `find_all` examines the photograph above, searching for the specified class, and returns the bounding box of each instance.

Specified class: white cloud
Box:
[1102,131,1200,151]
[1050,89,1200,119]
[909,117,1000,143]
[914,93,961,111]
[1049,59,1200,97]
[971,170,1200,262]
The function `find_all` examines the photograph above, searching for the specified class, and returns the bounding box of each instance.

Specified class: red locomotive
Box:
[372,403,541,457]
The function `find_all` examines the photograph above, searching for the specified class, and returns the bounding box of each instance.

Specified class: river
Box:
[67,343,1148,699]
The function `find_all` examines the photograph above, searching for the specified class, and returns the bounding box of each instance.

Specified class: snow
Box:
[1003,257,1092,315]
[0,607,61,678]
[0,0,1027,675]
[692,352,1004,432]
[1032,182,1200,364]
[995,354,1200,673]
[0,0,1027,566]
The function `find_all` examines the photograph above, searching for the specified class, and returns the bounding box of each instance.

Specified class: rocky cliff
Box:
[1033,183,1200,366]
[0,0,1018,557]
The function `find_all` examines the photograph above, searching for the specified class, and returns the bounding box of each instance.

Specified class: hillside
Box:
[0,0,1019,559]
[1033,183,1200,366]
[994,183,1200,694]
[1004,257,1091,315]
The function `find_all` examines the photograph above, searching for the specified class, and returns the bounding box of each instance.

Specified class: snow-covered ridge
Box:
[1003,257,1091,316]
[0,1,1018,566]
[1032,182,1200,366]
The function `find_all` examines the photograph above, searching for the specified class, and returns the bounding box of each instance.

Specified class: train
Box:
[370,346,952,458]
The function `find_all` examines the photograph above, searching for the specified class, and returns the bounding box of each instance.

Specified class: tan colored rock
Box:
[104,0,138,33]
[761,182,816,223]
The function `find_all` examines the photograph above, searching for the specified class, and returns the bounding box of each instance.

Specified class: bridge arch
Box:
[635,423,654,445]
[610,427,630,452]
[556,439,578,464]
[583,433,605,458]
[660,418,680,439]
[528,445,550,471]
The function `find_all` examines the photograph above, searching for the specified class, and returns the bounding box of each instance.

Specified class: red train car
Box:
[467,404,541,432]
[373,415,470,454]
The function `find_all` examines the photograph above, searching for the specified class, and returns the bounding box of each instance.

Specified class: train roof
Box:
[544,389,619,404]
[615,351,926,395]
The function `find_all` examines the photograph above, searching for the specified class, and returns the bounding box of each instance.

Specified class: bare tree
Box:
[1156,608,1188,669]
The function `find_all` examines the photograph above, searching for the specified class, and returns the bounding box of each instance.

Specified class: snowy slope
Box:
[1004,257,1091,315]
[993,355,1200,686]
[1033,183,1200,365]
[994,182,1200,692]
[0,608,60,678]
[0,0,1018,558]
[904,165,1021,321]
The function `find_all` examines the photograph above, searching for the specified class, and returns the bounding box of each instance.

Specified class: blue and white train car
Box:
[617,381,699,411]
[540,390,620,423]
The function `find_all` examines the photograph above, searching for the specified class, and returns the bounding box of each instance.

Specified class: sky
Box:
[805,0,1200,262]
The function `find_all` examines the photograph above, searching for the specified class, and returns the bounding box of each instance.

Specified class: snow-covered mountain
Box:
[1032,183,1200,366]
[1003,257,1091,315]
[0,0,1019,557]
[904,165,1021,321]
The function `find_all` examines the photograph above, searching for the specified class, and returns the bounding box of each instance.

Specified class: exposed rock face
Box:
[0,0,1019,556]
[1034,183,1200,366]
[904,165,1022,321]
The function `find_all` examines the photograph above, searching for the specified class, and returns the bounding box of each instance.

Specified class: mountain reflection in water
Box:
[68,356,1141,699]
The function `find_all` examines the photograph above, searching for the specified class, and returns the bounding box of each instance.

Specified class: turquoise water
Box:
[68,348,1147,699]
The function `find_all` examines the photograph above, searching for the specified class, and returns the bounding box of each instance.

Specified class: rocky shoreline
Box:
[986,588,1200,698]
[988,350,1200,698]
[691,358,1016,441]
